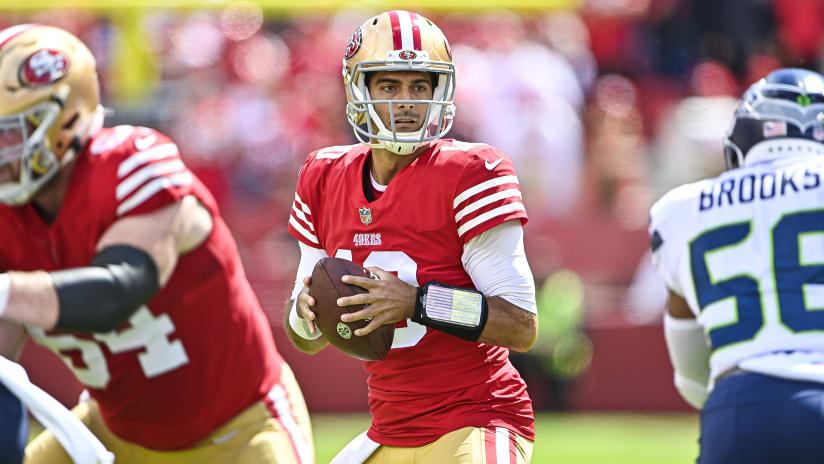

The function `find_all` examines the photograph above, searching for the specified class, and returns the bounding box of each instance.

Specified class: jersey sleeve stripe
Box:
[116,159,186,200]
[294,193,312,215]
[116,171,193,216]
[288,216,319,244]
[291,204,314,232]
[454,189,522,222]
[453,175,519,208]
[457,202,526,237]
[117,144,179,178]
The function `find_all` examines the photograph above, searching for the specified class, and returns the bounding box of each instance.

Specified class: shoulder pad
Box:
[436,140,491,155]
[312,144,362,161]
[89,126,138,156]
[300,144,364,175]
[650,180,710,228]
[89,126,174,162]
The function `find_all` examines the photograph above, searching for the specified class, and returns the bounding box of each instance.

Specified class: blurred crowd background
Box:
[7,0,824,411]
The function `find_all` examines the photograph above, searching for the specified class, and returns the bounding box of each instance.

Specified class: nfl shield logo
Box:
[814,125,824,141]
[359,207,372,225]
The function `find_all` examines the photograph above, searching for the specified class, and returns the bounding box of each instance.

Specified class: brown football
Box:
[309,257,394,361]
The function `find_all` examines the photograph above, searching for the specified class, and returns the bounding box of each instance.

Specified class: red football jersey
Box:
[0,126,282,450]
[288,140,535,446]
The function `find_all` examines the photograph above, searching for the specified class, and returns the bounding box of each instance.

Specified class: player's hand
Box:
[338,267,417,336]
[296,276,319,335]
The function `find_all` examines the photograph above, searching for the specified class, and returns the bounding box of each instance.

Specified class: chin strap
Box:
[366,139,421,156]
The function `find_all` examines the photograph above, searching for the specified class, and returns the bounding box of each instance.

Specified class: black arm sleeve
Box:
[50,245,160,333]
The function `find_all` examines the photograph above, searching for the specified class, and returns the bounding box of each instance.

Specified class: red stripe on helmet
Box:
[409,12,422,51]
[0,24,39,51]
[388,11,402,50]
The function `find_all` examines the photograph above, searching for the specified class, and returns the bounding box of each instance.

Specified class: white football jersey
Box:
[651,153,824,386]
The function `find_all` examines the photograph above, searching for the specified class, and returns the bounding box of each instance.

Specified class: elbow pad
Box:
[50,245,160,333]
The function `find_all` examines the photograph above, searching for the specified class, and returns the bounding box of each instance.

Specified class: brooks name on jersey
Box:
[697,162,822,211]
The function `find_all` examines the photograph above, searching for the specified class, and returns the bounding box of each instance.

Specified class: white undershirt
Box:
[290,221,537,313]
[370,172,388,193]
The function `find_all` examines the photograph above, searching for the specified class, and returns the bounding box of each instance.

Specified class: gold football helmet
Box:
[343,11,456,155]
[0,24,103,205]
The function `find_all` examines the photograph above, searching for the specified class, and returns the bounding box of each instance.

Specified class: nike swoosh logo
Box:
[485,158,504,170]
[134,134,156,151]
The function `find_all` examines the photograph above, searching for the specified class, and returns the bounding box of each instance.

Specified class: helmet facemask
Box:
[344,52,456,155]
[0,98,64,205]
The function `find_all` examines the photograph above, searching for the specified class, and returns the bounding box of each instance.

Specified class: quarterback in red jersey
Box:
[0,25,314,463]
[285,11,537,464]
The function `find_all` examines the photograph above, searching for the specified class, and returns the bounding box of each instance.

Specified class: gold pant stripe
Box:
[365,426,533,464]
[265,384,314,464]
[25,362,315,464]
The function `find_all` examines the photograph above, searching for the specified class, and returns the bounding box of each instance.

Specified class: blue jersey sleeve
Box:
[0,382,26,464]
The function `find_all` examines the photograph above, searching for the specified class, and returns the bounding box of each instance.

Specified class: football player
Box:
[285,11,537,464]
[0,378,26,464]
[0,25,314,463]
[650,68,824,463]
[0,354,113,464]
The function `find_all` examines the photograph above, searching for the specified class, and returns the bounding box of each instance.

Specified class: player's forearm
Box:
[664,311,710,409]
[0,320,26,361]
[4,271,59,329]
[284,299,329,354]
[2,246,161,333]
[477,296,538,352]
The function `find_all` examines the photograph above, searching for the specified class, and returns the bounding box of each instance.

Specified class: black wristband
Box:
[412,281,488,342]
[51,245,160,333]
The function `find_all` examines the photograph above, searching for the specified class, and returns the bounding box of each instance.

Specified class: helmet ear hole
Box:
[723,145,738,169]
[61,112,78,130]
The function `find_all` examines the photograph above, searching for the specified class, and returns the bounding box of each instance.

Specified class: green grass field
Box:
[30,412,700,463]
[311,412,700,464]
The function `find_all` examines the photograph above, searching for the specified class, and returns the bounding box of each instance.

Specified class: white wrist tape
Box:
[0,273,9,318]
[289,299,322,340]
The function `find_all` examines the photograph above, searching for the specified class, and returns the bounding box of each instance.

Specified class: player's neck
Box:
[30,160,76,224]
[370,144,429,185]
